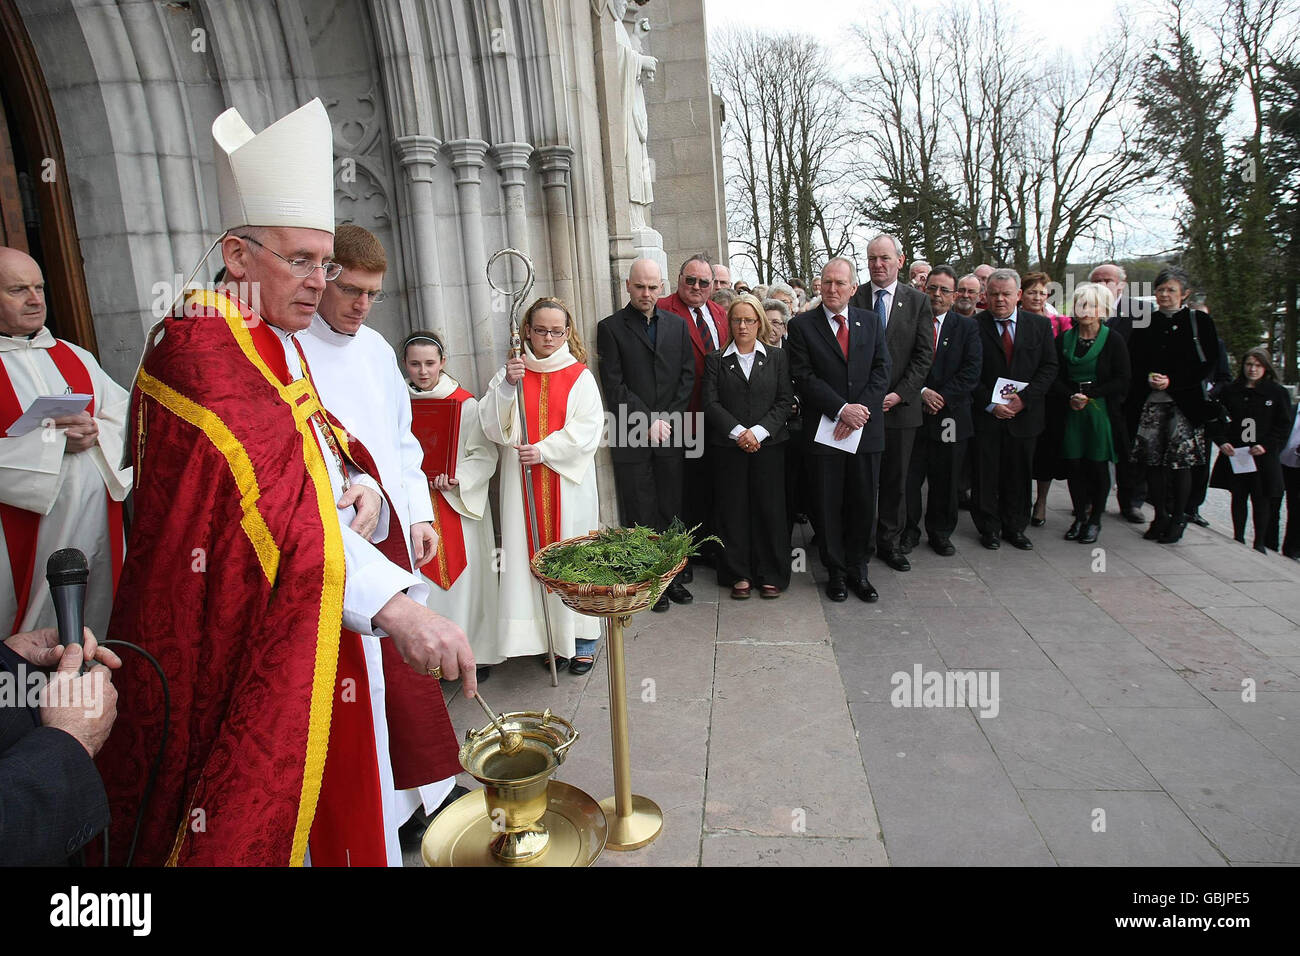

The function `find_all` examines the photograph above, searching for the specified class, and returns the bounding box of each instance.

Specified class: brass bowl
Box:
[459,709,578,864]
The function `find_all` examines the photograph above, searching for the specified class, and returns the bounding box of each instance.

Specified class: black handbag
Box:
[1187,311,1228,427]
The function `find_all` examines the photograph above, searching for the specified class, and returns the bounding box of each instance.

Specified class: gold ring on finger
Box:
[427,664,443,679]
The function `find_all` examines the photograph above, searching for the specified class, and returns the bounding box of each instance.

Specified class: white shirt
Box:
[721,340,771,443]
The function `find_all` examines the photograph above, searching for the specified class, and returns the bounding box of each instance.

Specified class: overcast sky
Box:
[701,0,1180,268]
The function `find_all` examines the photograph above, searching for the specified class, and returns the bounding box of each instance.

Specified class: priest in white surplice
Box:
[0,247,131,638]
[297,224,455,832]
[479,298,604,670]
[402,331,500,671]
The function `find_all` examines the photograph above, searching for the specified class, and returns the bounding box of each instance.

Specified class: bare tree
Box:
[850,0,965,265]
[712,28,857,283]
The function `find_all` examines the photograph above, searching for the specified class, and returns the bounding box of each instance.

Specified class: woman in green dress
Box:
[1054,283,1131,543]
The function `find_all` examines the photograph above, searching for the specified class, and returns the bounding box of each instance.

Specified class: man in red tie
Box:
[971,269,1058,551]
[786,258,891,603]
[657,254,728,574]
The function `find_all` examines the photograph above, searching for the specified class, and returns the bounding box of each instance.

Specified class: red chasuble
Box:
[97,291,457,867]
[520,363,586,557]
[0,342,125,632]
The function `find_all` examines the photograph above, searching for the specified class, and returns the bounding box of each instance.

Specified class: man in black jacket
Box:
[597,257,696,611]
[1,628,119,865]
[787,257,891,602]
[971,269,1059,550]
[848,234,933,572]
[903,265,982,556]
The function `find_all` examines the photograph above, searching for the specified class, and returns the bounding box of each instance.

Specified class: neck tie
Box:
[694,307,715,351]
[999,319,1014,365]
[933,316,941,352]
[875,289,888,328]
[834,315,849,359]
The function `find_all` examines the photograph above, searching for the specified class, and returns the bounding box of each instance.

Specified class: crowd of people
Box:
[3,96,1299,867]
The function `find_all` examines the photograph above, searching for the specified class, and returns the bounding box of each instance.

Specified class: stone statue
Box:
[610,0,656,223]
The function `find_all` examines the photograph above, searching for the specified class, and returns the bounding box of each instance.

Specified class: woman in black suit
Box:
[703,294,794,598]
[1127,267,1219,543]
[1209,348,1294,552]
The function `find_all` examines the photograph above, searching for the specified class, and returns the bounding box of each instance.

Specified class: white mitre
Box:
[213,97,335,234]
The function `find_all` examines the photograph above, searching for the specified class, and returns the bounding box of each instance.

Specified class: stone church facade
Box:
[1,0,727,399]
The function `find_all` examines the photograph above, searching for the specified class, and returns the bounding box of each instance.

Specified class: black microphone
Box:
[46,548,88,665]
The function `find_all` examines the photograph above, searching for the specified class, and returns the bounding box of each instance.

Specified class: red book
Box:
[411,399,461,481]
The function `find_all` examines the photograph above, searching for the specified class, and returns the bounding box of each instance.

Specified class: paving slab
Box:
[701,834,887,867]
[1020,790,1227,866]
[978,668,1159,791]
[847,700,1055,866]
[706,641,878,839]
[1099,706,1300,864]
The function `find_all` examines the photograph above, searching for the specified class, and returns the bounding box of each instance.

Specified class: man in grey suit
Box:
[849,234,934,571]
[597,257,696,611]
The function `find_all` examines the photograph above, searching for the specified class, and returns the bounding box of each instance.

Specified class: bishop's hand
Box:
[374,594,476,697]
[340,484,382,541]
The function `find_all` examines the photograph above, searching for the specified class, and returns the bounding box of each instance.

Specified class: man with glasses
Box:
[299,224,463,838]
[902,265,982,556]
[100,100,472,867]
[658,253,729,571]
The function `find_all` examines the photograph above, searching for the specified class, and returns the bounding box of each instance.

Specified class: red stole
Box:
[423,387,472,590]
[520,362,586,557]
[0,340,124,633]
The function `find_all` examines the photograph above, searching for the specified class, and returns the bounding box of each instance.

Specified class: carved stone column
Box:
[489,142,533,286]
[393,135,445,332]
[534,144,577,313]
[446,138,494,387]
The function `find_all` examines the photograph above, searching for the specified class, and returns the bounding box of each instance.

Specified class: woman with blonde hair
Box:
[1051,283,1129,543]
[479,297,605,675]
[702,294,794,598]
[403,330,500,677]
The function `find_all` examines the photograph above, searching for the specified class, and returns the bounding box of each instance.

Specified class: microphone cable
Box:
[98,639,169,868]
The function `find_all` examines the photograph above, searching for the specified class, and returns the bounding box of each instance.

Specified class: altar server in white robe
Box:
[296,224,455,828]
[0,246,131,638]
[479,297,604,671]
[402,330,500,672]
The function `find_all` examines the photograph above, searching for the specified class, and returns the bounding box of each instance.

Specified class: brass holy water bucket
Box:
[458,708,579,864]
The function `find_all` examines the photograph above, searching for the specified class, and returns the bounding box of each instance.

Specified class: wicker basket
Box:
[529,532,688,618]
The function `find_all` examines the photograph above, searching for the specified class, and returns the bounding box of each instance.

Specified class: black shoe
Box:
[1005,531,1034,550]
[1144,517,1171,541]
[539,654,569,671]
[899,529,921,554]
[929,538,955,556]
[1253,543,1268,554]
[882,550,911,572]
[399,784,471,848]
[569,656,595,675]
[1064,519,1084,540]
[826,577,848,602]
[1186,511,1210,528]
[652,591,670,612]
[1078,523,1100,544]
[980,533,1001,550]
[667,582,693,604]
[1157,517,1188,544]
[679,565,694,584]
[1122,508,1146,524]
[847,576,879,603]
[476,665,491,682]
